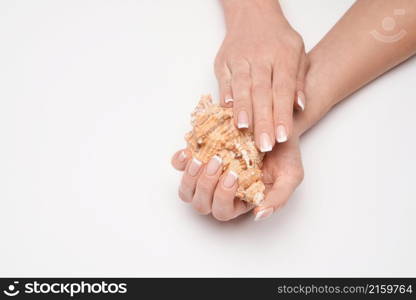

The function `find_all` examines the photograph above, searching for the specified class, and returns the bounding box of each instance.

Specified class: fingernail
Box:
[276,125,288,143]
[224,98,234,104]
[237,111,249,129]
[206,155,222,176]
[178,151,187,162]
[297,91,305,111]
[260,133,272,152]
[223,171,238,188]
[254,207,274,221]
[188,158,202,176]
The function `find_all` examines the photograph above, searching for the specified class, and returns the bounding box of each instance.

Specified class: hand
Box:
[171,137,304,222]
[215,0,308,152]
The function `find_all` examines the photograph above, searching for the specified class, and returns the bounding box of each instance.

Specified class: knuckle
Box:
[274,75,296,92]
[180,180,191,193]
[254,116,273,129]
[278,109,293,121]
[196,180,213,195]
[211,200,233,221]
[233,88,250,101]
[253,63,272,75]
[178,189,190,203]
[230,57,250,71]
[179,181,194,200]
[212,209,232,222]
[274,99,294,117]
[233,72,251,85]
[252,80,271,92]
[277,107,294,122]
[274,87,296,102]
[192,200,211,215]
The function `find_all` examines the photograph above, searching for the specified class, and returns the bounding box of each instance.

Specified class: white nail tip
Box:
[277,136,288,143]
[260,145,272,152]
[224,98,234,103]
[213,155,222,164]
[254,210,267,222]
[276,126,288,143]
[254,208,273,221]
[229,171,238,179]
[192,158,202,165]
[238,123,249,129]
[297,96,305,111]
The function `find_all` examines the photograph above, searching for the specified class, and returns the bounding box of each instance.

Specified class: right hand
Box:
[170,135,304,222]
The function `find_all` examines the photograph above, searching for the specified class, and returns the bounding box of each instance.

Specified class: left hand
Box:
[215,0,308,150]
[171,137,304,222]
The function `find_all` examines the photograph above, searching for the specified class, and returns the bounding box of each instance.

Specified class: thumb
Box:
[253,174,302,221]
[294,54,309,112]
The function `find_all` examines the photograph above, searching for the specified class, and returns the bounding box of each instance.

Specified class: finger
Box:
[171,149,191,171]
[192,155,222,215]
[253,171,303,222]
[178,158,203,203]
[251,64,275,153]
[294,54,308,112]
[295,90,306,112]
[211,171,250,221]
[230,60,252,130]
[273,57,298,144]
[216,65,234,107]
[233,198,255,218]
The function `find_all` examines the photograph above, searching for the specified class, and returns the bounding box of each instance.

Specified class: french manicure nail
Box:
[223,171,238,188]
[224,98,234,104]
[276,125,288,143]
[237,111,249,129]
[206,155,222,176]
[260,133,272,152]
[297,92,305,111]
[188,158,202,176]
[254,207,274,221]
[178,151,187,162]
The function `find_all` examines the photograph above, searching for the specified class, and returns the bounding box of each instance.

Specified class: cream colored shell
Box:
[185,95,265,205]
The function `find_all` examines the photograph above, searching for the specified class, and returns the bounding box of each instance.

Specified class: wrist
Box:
[293,53,339,137]
[221,0,286,30]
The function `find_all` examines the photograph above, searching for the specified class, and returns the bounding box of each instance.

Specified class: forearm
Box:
[294,0,416,136]
[220,0,287,30]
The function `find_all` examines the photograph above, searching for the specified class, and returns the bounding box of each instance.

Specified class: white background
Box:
[1,0,415,277]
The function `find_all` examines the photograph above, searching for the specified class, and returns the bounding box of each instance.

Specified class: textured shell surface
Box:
[185,95,265,205]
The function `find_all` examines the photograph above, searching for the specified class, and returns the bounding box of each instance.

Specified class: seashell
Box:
[185,95,265,205]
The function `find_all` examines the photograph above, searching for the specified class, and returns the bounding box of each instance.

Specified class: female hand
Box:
[170,137,304,222]
[216,0,308,152]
